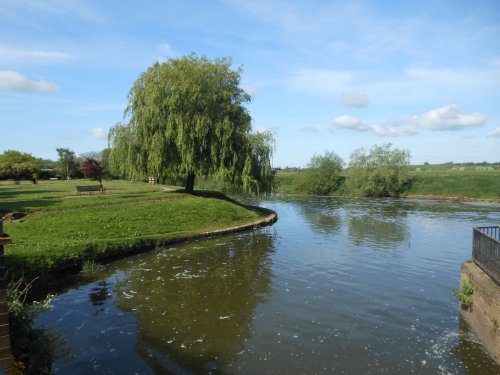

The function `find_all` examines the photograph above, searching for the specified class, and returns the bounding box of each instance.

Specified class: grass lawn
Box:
[0,179,269,280]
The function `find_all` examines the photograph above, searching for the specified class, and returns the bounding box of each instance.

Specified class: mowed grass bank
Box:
[1,180,272,280]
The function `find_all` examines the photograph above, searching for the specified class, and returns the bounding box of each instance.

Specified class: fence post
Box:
[0,219,13,374]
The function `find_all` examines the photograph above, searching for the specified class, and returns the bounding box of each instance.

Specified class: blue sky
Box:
[1,0,499,167]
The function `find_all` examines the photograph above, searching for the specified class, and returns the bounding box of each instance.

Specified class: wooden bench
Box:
[76,185,105,195]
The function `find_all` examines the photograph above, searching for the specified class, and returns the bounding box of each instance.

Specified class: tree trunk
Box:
[185,172,196,194]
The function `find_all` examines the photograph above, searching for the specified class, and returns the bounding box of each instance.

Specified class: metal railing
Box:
[473,226,500,285]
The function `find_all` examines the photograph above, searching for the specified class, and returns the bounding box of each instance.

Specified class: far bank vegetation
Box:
[279,143,411,198]
[272,144,499,199]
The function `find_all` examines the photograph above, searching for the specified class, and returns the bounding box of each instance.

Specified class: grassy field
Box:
[273,171,300,194]
[273,169,500,200]
[406,170,500,199]
[409,163,499,172]
[0,179,268,281]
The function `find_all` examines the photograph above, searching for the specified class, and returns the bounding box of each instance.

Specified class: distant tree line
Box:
[0,142,410,198]
[0,150,42,183]
[0,148,111,184]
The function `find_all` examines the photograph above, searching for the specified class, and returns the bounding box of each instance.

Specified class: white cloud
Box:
[290,68,353,96]
[0,70,58,92]
[284,61,500,107]
[341,91,369,108]
[331,105,487,137]
[301,62,500,107]
[156,42,179,59]
[242,85,259,96]
[404,66,500,91]
[0,0,103,23]
[332,115,371,131]
[0,45,71,63]
[287,63,497,105]
[489,127,500,138]
[299,125,319,133]
[92,127,107,140]
[488,58,500,67]
[223,0,308,33]
[408,105,487,131]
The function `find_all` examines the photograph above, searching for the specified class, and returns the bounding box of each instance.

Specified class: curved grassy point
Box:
[0,180,276,281]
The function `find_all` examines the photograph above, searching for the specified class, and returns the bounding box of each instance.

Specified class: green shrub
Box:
[452,277,474,308]
[296,151,344,195]
[347,143,410,197]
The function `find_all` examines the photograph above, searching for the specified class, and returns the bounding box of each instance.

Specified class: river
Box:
[36,196,500,374]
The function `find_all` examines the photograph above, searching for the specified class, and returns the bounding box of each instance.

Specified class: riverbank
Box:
[405,194,500,203]
[34,195,500,374]
[273,169,500,201]
[0,180,276,288]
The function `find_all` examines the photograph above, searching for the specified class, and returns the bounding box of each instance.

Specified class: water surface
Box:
[37,197,500,374]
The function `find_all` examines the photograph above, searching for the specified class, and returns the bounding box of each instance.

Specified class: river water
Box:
[36,196,500,374]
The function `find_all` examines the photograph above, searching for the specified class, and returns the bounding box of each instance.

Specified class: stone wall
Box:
[460,261,500,364]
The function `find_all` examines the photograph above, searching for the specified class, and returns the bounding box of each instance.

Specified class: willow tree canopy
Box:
[109,54,274,193]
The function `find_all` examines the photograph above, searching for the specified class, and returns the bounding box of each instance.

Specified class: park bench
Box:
[76,185,105,195]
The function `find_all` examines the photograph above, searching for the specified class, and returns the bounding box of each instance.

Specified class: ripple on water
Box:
[35,197,500,374]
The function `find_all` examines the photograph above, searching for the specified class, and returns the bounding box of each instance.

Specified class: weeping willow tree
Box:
[108,54,274,193]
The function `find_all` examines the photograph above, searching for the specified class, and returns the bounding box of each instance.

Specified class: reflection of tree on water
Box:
[88,280,112,317]
[114,231,275,373]
[347,200,409,249]
[296,197,342,235]
[451,315,500,374]
[89,280,111,306]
